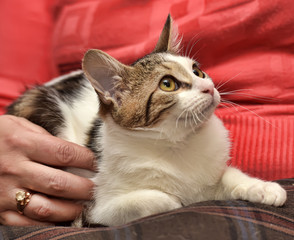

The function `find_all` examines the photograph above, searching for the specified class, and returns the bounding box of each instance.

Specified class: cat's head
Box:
[83,15,220,141]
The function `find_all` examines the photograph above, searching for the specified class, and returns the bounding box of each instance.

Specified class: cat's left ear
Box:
[82,49,128,107]
[153,14,181,54]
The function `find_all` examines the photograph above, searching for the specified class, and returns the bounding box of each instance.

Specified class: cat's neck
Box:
[101,114,214,147]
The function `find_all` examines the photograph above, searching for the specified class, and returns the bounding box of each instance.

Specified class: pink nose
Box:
[202,88,214,96]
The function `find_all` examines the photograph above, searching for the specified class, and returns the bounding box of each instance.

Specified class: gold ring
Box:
[15,190,32,215]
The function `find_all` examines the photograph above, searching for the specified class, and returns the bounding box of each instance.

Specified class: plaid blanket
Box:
[1,179,293,240]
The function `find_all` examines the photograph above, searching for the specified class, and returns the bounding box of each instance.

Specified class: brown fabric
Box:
[1,179,293,240]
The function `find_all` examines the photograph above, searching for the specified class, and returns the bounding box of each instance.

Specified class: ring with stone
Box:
[15,190,32,215]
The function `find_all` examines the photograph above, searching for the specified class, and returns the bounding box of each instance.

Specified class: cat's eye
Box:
[193,64,205,78]
[159,78,179,92]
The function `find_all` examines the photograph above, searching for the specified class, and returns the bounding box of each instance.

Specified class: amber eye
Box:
[193,64,205,78]
[159,78,179,92]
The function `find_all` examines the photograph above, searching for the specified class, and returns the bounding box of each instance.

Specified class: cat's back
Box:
[7,70,99,145]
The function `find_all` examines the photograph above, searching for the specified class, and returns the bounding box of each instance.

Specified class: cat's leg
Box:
[218,167,287,206]
[87,189,182,226]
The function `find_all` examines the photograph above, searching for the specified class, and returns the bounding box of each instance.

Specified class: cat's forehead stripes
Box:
[160,61,192,85]
[162,55,195,84]
[133,53,165,70]
[134,53,195,86]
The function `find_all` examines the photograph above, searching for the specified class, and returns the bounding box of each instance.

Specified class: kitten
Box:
[7,15,287,226]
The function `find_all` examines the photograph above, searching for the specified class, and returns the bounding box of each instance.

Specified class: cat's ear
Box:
[153,14,181,54]
[82,49,128,106]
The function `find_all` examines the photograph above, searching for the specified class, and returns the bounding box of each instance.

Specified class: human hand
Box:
[0,115,95,226]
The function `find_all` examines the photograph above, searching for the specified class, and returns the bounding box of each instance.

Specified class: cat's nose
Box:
[197,81,215,96]
[202,87,214,96]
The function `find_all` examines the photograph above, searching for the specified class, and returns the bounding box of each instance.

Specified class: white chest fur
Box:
[88,114,231,225]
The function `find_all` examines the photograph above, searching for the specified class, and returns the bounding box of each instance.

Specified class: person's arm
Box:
[0,115,95,225]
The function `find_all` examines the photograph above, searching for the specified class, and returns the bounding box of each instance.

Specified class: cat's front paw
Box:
[232,181,287,207]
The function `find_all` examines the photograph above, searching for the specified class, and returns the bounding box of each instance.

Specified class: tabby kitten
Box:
[7,15,286,226]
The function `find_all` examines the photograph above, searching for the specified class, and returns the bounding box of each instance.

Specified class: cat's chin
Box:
[201,91,220,118]
[202,100,219,118]
[175,97,218,126]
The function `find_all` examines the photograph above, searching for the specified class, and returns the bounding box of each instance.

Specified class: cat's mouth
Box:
[176,101,217,125]
[203,100,217,114]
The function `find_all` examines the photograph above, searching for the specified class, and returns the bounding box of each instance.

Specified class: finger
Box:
[7,189,84,223]
[0,211,53,226]
[4,115,50,135]
[21,132,96,171]
[20,162,94,200]
[23,194,83,222]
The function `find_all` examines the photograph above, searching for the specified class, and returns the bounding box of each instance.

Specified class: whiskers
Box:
[220,90,278,103]
[218,77,279,128]
[183,32,205,61]
[175,109,205,131]
[220,99,277,128]
[215,72,244,90]
[176,109,187,128]
[216,71,278,103]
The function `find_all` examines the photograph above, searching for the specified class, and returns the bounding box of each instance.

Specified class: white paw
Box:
[232,181,287,206]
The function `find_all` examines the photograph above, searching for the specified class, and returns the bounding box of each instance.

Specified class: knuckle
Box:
[49,172,69,192]
[55,144,76,165]
[5,132,21,148]
[0,212,10,225]
[0,116,32,151]
[0,211,21,225]
[5,132,29,150]
[33,203,52,219]
[0,160,19,176]
[0,115,17,124]
[0,161,9,175]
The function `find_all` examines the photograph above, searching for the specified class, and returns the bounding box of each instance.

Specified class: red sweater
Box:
[0,0,293,180]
